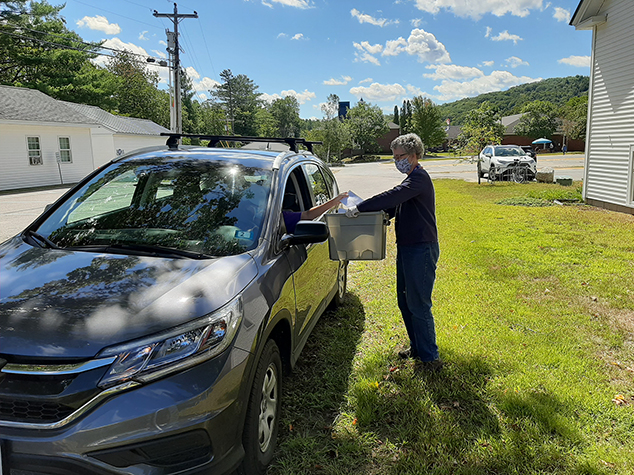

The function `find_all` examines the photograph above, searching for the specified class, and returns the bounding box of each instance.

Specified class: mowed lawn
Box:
[270,179,634,475]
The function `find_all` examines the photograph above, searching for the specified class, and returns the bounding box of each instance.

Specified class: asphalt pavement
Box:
[0,154,584,243]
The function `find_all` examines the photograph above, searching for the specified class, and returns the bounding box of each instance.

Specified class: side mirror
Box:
[281,221,329,247]
[485,153,492,158]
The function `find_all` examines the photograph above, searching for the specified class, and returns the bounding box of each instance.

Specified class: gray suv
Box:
[0,136,347,474]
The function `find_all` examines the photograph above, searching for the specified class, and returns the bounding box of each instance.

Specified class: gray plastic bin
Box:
[325,211,387,261]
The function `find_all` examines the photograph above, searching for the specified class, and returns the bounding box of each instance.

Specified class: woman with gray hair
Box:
[346,133,441,372]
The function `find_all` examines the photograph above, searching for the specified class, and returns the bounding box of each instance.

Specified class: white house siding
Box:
[0,124,94,191]
[585,0,634,210]
[89,129,117,169]
[113,134,168,159]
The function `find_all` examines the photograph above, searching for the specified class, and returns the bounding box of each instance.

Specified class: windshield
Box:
[495,147,525,157]
[35,158,272,257]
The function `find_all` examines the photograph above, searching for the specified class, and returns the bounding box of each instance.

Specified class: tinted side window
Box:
[304,164,332,206]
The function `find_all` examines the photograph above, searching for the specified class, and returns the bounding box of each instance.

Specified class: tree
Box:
[255,107,277,137]
[345,101,388,157]
[269,96,301,137]
[106,52,169,128]
[399,99,412,134]
[559,95,588,143]
[514,100,559,139]
[457,101,505,157]
[411,96,446,156]
[0,0,109,102]
[209,69,261,136]
[199,102,227,135]
[309,94,350,162]
[393,105,399,125]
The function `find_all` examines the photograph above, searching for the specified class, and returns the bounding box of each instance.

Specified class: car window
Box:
[37,159,273,257]
[303,163,332,206]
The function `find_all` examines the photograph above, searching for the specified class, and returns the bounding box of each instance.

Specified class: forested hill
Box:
[437,75,589,125]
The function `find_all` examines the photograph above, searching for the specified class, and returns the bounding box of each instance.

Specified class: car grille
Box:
[0,397,75,423]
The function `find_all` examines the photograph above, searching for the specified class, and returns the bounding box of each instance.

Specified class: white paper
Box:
[340,190,363,208]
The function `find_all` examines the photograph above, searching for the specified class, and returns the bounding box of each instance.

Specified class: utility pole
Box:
[153,3,198,135]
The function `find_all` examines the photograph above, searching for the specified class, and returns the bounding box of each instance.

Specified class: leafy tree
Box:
[106,52,169,128]
[199,102,227,135]
[411,96,446,156]
[514,100,559,139]
[393,105,399,125]
[269,96,301,137]
[559,95,588,142]
[0,0,107,101]
[255,107,277,137]
[399,99,412,134]
[457,101,505,157]
[209,69,261,136]
[345,101,388,157]
[308,94,350,162]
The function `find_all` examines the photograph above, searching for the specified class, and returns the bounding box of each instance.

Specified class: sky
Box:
[59,0,592,119]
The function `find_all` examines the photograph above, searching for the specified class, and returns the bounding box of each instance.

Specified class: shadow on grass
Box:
[269,295,605,475]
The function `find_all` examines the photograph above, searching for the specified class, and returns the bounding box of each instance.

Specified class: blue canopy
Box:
[532,138,552,144]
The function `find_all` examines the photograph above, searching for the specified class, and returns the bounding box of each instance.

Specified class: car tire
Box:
[239,339,282,475]
[331,260,348,308]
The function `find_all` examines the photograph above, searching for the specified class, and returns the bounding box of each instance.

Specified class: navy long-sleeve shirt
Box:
[357,166,438,246]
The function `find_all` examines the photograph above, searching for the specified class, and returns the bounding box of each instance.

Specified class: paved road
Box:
[0,154,584,243]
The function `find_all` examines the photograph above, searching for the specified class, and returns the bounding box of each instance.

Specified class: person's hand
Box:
[345,205,359,218]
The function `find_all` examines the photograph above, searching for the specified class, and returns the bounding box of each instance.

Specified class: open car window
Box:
[35,159,273,257]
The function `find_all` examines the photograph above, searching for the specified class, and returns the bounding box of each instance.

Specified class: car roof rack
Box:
[161,133,322,154]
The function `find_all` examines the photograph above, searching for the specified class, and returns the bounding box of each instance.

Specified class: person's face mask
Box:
[395,157,411,174]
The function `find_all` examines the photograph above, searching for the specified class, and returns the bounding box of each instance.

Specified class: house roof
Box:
[62,102,170,136]
[0,85,98,125]
[0,85,170,136]
[501,113,525,134]
[570,0,608,29]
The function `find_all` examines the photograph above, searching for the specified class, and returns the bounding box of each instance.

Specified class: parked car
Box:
[478,145,537,181]
[520,145,537,162]
[0,136,348,475]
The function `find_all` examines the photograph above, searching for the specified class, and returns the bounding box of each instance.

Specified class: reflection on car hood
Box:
[0,236,257,359]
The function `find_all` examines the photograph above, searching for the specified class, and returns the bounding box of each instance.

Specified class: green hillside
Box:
[437,75,589,125]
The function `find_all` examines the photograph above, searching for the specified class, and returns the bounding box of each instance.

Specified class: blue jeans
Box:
[396,242,440,362]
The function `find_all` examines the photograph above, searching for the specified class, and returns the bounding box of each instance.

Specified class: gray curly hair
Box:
[390,133,424,158]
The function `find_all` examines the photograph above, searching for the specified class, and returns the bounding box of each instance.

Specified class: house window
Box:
[27,136,43,166]
[58,137,72,163]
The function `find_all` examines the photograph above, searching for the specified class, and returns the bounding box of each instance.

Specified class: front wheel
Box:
[330,260,348,308]
[239,340,282,475]
[512,167,528,184]
[487,166,497,184]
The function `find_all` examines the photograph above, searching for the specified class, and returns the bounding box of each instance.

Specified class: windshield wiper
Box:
[25,230,60,249]
[78,243,213,259]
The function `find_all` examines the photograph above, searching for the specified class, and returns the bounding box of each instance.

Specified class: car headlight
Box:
[97,296,243,388]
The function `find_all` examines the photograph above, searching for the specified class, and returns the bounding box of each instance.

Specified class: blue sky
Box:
[61,0,592,119]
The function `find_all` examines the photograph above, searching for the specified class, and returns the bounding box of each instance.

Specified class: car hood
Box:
[0,236,258,359]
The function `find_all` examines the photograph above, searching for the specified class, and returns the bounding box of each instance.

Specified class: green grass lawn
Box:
[270,180,634,475]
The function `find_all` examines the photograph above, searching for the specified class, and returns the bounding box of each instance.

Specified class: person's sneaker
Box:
[414,359,444,373]
[398,346,414,359]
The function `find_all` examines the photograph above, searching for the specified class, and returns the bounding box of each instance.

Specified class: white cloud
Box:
[349,82,407,102]
[553,7,571,22]
[490,30,522,44]
[152,49,167,59]
[424,64,484,80]
[406,84,432,97]
[505,56,529,68]
[433,70,540,101]
[262,1,273,7]
[94,38,170,84]
[350,8,397,27]
[383,38,408,56]
[481,60,495,67]
[282,89,316,104]
[261,93,281,104]
[558,55,591,67]
[76,15,121,35]
[139,31,148,41]
[291,33,305,40]
[185,67,200,80]
[402,29,451,63]
[359,77,373,84]
[411,18,423,27]
[485,26,492,37]
[323,76,353,86]
[277,33,288,39]
[412,0,543,20]
[353,41,384,65]
[268,0,313,8]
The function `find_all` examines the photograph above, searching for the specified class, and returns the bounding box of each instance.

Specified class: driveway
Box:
[0,154,584,243]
